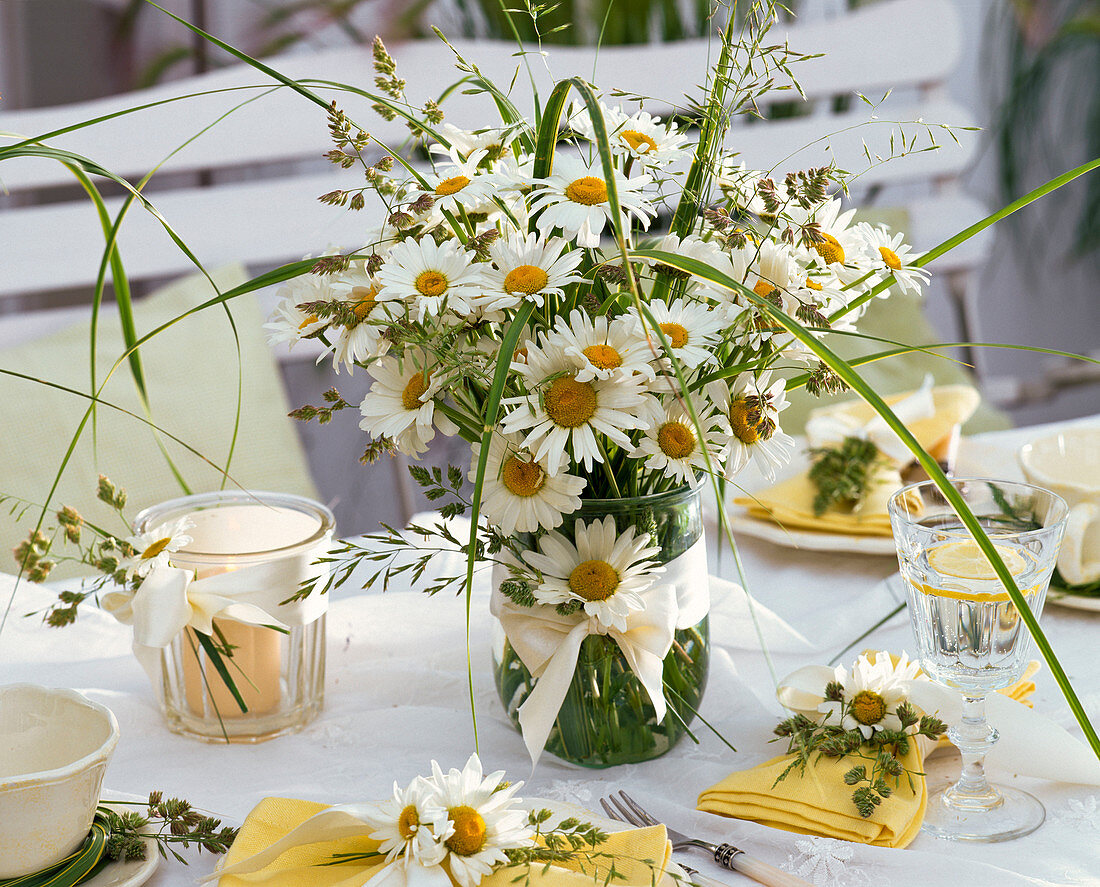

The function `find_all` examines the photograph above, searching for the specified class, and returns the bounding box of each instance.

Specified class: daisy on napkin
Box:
[698,650,1100,848]
[210,755,672,887]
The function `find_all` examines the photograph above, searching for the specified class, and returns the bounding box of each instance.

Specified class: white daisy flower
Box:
[501,338,649,475]
[119,517,194,581]
[359,775,452,867]
[470,432,585,535]
[323,264,401,372]
[359,351,459,457]
[481,232,586,312]
[790,198,874,283]
[263,271,336,348]
[426,755,533,887]
[572,102,688,167]
[818,651,923,739]
[630,396,724,485]
[855,223,930,296]
[528,156,655,248]
[421,147,499,219]
[716,160,769,216]
[522,515,662,634]
[376,237,487,322]
[551,308,656,383]
[706,371,795,480]
[430,123,522,165]
[633,297,727,370]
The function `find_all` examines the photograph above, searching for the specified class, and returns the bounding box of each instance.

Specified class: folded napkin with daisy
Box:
[735,379,980,536]
[697,651,1100,849]
[209,755,672,887]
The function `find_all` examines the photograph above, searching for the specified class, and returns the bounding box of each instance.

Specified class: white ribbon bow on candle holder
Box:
[490,538,709,764]
[101,556,328,693]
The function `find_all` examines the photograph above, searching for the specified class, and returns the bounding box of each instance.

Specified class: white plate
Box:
[727,512,899,556]
[1047,589,1100,612]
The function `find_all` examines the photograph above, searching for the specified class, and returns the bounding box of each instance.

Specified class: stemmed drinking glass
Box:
[888,478,1067,842]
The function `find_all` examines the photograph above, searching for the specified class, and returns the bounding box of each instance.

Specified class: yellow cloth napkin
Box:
[698,745,926,848]
[218,799,672,887]
[696,657,1042,849]
[735,385,980,536]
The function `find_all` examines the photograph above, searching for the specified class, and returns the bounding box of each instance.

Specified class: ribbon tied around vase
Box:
[490,537,709,764]
[101,554,328,694]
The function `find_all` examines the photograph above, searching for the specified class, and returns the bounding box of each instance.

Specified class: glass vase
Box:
[133,491,334,742]
[493,483,709,767]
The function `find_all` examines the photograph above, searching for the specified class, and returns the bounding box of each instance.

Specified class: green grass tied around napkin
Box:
[807,437,886,517]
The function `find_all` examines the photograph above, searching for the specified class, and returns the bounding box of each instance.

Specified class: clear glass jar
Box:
[493,483,709,767]
[133,491,334,742]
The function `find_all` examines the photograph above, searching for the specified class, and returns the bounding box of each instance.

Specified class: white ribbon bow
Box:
[101,554,328,693]
[490,539,709,764]
[805,374,935,466]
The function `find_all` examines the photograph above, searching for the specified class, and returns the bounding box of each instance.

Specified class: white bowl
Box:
[1018,428,1100,507]
[0,684,119,878]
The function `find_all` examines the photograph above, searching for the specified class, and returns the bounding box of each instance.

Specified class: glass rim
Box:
[577,480,701,512]
[887,476,1069,538]
[133,490,335,563]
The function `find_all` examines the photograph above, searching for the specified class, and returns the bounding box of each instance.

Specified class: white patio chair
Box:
[0,0,991,528]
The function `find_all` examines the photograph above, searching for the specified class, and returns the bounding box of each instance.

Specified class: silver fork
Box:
[600,791,811,887]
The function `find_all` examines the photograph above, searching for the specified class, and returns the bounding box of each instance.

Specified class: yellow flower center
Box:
[850,690,888,726]
[141,537,172,560]
[878,246,902,270]
[582,344,623,370]
[753,279,779,299]
[501,455,546,497]
[503,265,550,295]
[568,559,619,601]
[813,233,845,265]
[805,279,823,291]
[398,804,419,840]
[620,129,658,154]
[544,375,597,428]
[657,421,696,459]
[402,371,430,411]
[415,270,449,298]
[446,806,487,856]
[350,284,379,320]
[729,395,771,444]
[565,176,609,206]
[658,322,689,348]
[435,175,471,196]
[298,314,319,330]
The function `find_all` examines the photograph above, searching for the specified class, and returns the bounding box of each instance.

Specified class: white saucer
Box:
[82,835,159,887]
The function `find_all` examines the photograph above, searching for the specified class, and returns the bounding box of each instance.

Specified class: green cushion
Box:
[0,265,318,579]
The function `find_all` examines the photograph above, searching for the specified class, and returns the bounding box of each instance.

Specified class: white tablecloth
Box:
[2,417,1099,887]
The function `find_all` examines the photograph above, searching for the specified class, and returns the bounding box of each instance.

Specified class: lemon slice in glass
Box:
[928,539,1028,580]
[921,539,1032,601]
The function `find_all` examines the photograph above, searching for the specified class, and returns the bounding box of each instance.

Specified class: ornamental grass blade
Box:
[632,246,1100,761]
[464,302,536,749]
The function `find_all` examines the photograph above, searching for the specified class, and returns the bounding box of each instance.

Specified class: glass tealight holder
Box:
[133,491,334,742]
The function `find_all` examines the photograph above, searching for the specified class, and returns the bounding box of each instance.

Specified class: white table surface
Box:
[2,416,1099,887]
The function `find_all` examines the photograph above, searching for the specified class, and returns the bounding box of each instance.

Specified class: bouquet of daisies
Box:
[264,14,932,764]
